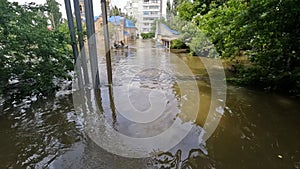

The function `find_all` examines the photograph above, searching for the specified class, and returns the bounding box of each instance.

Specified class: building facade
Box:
[125,0,162,34]
[108,16,137,43]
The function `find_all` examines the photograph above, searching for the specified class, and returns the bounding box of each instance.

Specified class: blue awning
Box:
[108,15,136,29]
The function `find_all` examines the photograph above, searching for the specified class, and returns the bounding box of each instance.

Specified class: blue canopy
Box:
[94,15,101,21]
[108,16,123,25]
[125,19,135,28]
[108,15,136,28]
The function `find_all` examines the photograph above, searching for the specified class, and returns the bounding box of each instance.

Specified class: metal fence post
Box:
[84,0,100,88]
[74,0,90,85]
[101,0,113,85]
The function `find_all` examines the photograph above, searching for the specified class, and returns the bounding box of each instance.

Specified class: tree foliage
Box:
[177,0,225,21]
[166,0,171,22]
[110,5,122,16]
[0,1,73,97]
[46,0,62,29]
[171,39,188,49]
[141,32,155,39]
[175,0,300,92]
[125,15,137,24]
[110,5,137,24]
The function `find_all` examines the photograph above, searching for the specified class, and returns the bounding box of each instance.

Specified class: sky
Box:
[8,0,168,19]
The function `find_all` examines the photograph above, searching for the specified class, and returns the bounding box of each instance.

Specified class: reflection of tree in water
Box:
[0,95,82,168]
[152,149,215,169]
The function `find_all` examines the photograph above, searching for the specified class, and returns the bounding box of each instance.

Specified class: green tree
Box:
[177,0,226,21]
[0,1,73,97]
[46,0,62,29]
[176,0,300,92]
[166,0,171,22]
[234,0,300,92]
[124,14,137,24]
[141,32,155,39]
[172,0,183,15]
[110,5,122,16]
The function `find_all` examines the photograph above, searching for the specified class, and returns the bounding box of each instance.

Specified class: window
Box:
[150,0,159,3]
[149,6,159,9]
[149,11,159,15]
[144,17,155,21]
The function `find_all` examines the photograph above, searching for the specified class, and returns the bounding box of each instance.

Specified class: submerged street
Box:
[1,40,299,169]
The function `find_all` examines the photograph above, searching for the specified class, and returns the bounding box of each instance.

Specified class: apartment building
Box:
[125,0,162,34]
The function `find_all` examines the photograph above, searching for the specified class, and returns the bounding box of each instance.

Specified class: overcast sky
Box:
[8,0,168,18]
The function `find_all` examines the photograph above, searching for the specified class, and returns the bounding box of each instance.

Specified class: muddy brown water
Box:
[0,40,299,169]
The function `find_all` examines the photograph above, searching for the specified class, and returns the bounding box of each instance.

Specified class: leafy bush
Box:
[176,0,300,92]
[170,39,187,49]
[0,1,73,97]
[141,32,155,39]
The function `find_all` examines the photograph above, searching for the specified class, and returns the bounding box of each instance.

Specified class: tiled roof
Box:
[161,23,179,35]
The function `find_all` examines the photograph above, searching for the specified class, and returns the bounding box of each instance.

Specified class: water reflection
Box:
[152,149,215,169]
[76,39,210,158]
[0,95,82,168]
[1,40,300,168]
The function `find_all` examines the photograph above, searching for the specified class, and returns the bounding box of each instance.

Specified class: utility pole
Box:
[64,0,83,89]
[101,0,113,85]
[84,0,100,88]
[65,0,78,61]
[159,0,163,35]
[74,0,89,85]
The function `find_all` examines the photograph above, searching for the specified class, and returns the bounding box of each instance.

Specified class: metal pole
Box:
[158,0,163,36]
[101,0,113,85]
[84,0,100,88]
[89,0,96,33]
[65,0,78,61]
[64,0,84,89]
[74,0,89,85]
[108,85,116,128]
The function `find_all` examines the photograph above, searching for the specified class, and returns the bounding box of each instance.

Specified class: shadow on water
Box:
[1,39,300,169]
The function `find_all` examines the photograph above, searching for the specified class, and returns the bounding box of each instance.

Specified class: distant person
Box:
[120,41,124,47]
[113,41,118,48]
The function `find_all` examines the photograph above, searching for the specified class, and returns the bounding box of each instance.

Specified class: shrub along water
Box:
[141,32,155,39]
[174,0,300,93]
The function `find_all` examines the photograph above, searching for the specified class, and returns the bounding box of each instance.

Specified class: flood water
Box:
[1,39,300,169]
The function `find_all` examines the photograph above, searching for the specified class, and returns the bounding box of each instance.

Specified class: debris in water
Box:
[31,95,37,102]
[217,99,224,102]
[225,106,233,114]
[181,95,187,101]
[216,106,224,115]
[199,144,208,155]
[278,154,283,159]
